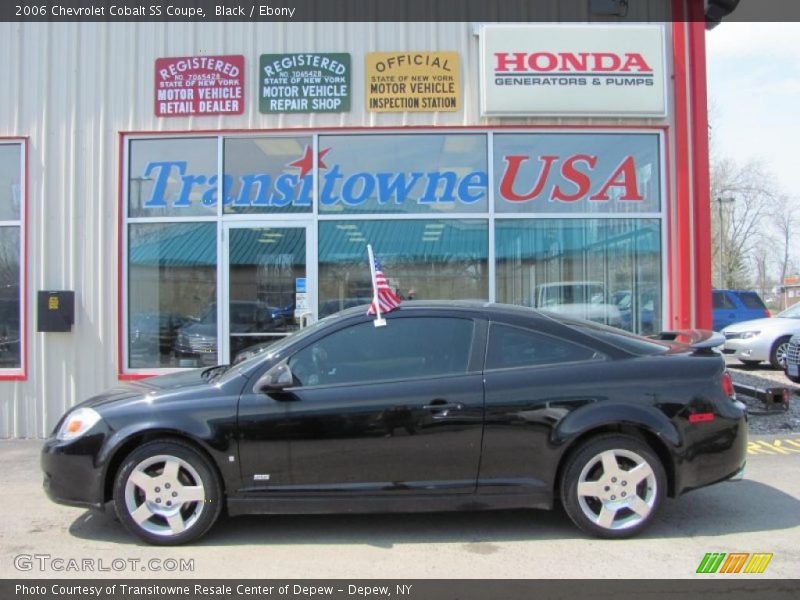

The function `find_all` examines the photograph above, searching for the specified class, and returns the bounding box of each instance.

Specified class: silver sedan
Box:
[722,303,800,368]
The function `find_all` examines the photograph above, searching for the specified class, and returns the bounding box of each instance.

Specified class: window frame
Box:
[0,138,27,380]
[118,127,666,379]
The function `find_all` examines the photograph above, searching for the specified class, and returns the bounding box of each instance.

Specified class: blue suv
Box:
[713,289,770,331]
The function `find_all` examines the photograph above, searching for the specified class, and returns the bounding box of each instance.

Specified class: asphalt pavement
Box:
[1,437,799,580]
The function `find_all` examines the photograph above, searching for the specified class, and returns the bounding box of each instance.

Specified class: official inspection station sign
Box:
[366,52,460,112]
[155,55,245,117]
[479,24,666,117]
[259,53,351,113]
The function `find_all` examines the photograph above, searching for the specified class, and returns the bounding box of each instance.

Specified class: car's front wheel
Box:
[113,440,222,545]
[560,435,666,538]
[770,336,791,370]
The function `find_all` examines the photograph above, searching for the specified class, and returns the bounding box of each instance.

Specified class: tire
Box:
[113,439,223,545]
[739,359,761,367]
[769,336,792,370]
[560,435,666,539]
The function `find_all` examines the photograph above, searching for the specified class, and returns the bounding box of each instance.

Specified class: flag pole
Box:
[367,244,386,328]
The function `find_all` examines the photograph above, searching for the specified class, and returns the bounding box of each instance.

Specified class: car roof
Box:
[332,299,550,320]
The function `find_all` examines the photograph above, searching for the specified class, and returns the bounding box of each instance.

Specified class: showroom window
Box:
[223,136,314,214]
[0,141,24,375]
[127,223,217,369]
[122,129,664,375]
[495,219,662,334]
[126,138,218,370]
[318,219,489,316]
[492,133,661,214]
[318,134,488,214]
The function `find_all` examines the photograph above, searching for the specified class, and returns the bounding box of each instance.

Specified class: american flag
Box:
[367,257,401,316]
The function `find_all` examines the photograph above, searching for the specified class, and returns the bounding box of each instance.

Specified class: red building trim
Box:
[688,13,713,329]
[671,16,694,331]
[670,0,714,330]
[117,133,126,382]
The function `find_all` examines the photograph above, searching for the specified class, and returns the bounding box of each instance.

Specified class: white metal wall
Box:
[0,18,675,438]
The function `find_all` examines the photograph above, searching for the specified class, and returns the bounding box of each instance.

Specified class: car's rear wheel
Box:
[113,440,222,545]
[560,435,666,539]
[769,337,791,370]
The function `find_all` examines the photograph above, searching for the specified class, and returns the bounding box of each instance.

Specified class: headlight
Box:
[725,330,760,340]
[56,407,102,441]
[739,331,761,339]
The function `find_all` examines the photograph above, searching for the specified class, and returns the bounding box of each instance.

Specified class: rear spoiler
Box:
[648,329,725,351]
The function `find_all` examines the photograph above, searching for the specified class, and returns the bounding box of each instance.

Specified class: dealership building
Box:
[0,2,729,437]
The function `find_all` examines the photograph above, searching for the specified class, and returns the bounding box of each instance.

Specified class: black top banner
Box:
[2,0,798,23]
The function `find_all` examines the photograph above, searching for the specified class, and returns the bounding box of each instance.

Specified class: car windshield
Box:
[215,313,340,383]
[778,303,800,318]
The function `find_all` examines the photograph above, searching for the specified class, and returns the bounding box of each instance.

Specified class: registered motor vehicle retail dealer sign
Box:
[480,24,666,117]
[367,52,460,112]
[259,53,351,113]
[155,55,245,117]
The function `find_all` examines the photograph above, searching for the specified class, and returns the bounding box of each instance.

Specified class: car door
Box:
[237,315,486,495]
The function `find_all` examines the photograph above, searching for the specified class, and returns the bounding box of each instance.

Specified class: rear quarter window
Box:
[486,323,599,370]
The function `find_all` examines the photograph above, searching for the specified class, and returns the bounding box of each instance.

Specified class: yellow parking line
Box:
[748,442,775,455]
[747,439,800,455]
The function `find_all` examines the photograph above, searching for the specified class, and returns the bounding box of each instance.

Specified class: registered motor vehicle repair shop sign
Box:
[259,53,351,113]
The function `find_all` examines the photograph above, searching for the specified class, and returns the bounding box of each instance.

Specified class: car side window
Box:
[486,323,599,370]
[713,292,736,310]
[288,317,474,387]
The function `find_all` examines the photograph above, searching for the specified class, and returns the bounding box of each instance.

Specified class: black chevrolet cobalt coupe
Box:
[42,302,747,545]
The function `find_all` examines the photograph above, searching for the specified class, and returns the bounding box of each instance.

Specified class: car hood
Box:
[75,369,211,411]
[723,317,800,334]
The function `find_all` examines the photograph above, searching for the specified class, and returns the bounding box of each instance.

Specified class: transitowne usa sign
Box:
[479,24,667,117]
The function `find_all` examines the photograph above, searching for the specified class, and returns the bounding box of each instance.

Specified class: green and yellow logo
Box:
[696,552,773,574]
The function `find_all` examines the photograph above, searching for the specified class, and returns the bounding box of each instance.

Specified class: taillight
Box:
[764,309,771,317]
[721,371,736,399]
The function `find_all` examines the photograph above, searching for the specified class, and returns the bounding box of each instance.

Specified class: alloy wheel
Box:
[123,454,206,537]
[575,448,658,531]
[776,342,789,369]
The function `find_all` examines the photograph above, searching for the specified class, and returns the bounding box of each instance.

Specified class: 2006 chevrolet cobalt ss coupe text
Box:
[42,302,747,545]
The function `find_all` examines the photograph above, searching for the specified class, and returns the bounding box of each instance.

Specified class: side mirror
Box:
[255,361,294,393]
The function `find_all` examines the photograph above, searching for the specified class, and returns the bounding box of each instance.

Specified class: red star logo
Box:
[287,146,330,180]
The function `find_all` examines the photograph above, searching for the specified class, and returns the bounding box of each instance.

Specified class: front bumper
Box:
[41,427,109,510]
[722,337,770,362]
